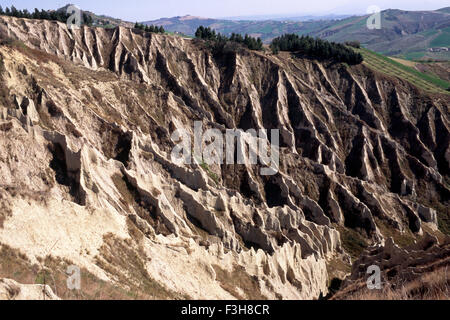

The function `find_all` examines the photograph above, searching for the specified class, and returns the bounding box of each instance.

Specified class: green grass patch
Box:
[437,7,450,13]
[430,27,450,47]
[357,48,450,94]
[403,51,426,60]
[374,217,416,248]
[200,162,220,185]
[418,29,439,38]
[336,226,368,261]
[437,212,450,236]
[97,24,116,29]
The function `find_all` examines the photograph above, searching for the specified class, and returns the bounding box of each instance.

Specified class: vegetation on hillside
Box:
[0,5,94,25]
[333,266,450,300]
[195,26,263,51]
[134,23,165,34]
[357,48,450,94]
[270,34,364,65]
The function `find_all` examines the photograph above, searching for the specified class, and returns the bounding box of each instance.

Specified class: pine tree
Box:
[195,26,205,39]
[49,11,57,21]
[55,11,62,22]
[22,9,30,19]
[10,6,18,17]
[87,15,93,25]
[38,9,44,19]
[82,13,87,24]
[271,44,279,54]
[256,38,263,50]
[0,6,4,15]
[33,8,40,19]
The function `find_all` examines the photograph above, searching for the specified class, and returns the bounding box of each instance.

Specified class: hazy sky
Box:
[0,0,448,21]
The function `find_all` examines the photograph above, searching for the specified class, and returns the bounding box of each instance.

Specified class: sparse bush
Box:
[90,87,103,102]
[271,45,279,54]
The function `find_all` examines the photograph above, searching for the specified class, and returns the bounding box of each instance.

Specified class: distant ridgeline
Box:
[0,5,94,25]
[134,23,165,34]
[271,34,364,65]
[195,26,264,51]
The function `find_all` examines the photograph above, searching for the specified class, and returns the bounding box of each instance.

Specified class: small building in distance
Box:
[428,47,449,52]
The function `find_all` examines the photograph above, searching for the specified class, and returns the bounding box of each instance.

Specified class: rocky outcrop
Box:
[0,16,448,300]
[0,279,60,300]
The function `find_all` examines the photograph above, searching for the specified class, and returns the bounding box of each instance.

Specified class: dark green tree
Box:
[49,10,58,21]
[10,6,18,17]
[195,26,217,40]
[195,26,205,38]
[256,38,263,50]
[22,9,31,18]
[32,8,40,19]
[40,9,49,20]
[82,13,93,26]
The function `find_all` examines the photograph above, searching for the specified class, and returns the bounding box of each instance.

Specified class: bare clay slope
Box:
[0,16,449,299]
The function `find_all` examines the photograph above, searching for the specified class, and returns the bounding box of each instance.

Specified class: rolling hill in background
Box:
[144,7,450,61]
[142,15,338,42]
[313,8,450,60]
